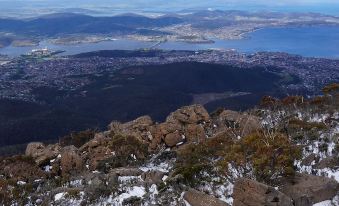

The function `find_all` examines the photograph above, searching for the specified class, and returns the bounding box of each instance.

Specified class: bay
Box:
[1,25,339,58]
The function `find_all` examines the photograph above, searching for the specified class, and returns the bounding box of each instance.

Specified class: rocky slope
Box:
[0,84,338,206]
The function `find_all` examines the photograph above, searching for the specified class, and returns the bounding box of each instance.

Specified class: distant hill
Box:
[1,10,338,38]
[0,13,182,37]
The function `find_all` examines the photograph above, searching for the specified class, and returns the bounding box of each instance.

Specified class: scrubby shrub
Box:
[122,196,142,205]
[157,182,168,192]
[260,96,281,108]
[309,96,329,106]
[96,134,149,171]
[288,119,327,131]
[335,143,339,154]
[283,118,327,143]
[65,188,81,199]
[319,143,328,153]
[221,131,301,183]
[59,129,97,148]
[0,155,45,181]
[322,83,339,94]
[109,134,148,160]
[0,179,33,205]
[281,96,304,106]
[173,133,234,186]
[210,107,225,118]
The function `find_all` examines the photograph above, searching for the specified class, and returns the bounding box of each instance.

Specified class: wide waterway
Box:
[1,25,339,58]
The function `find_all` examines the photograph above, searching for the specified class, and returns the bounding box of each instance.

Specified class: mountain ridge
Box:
[0,84,338,205]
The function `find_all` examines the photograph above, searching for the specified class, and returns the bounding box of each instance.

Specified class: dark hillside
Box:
[0,62,295,148]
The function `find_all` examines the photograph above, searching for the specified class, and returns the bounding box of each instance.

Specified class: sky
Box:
[0,0,339,17]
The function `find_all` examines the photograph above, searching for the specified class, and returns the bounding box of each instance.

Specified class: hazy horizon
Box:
[1,0,339,18]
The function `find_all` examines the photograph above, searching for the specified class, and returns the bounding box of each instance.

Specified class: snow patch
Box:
[118,176,140,182]
[313,200,332,206]
[140,161,171,173]
[54,192,66,201]
[17,181,26,185]
[111,186,146,204]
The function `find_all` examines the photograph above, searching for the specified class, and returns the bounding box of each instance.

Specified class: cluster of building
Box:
[0,50,338,102]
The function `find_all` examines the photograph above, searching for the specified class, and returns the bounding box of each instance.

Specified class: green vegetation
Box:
[96,134,149,172]
[173,133,234,186]
[0,179,34,205]
[108,134,148,160]
[173,130,302,185]
[222,132,301,182]
[65,188,81,199]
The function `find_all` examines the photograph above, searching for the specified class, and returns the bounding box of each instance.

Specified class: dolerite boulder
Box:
[184,124,206,143]
[80,135,113,170]
[160,104,210,147]
[141,170,165,185]
[148,124,164,150]
[109,115,154,142]
[166,104,210,125]
[25,142,61,166]
[105,105,211,150]
[301,154,318,166]
[233,178,293,206]
[216,110,261,137]
[60,146,83,177]
[280,173,339,205]
[110,167,143,177]
[164,130,184,147]
[315,156,338,169]
[25,142,45,157]
[183,188,229,206]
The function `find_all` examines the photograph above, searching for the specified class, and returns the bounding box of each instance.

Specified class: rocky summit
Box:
[0,85,339,206]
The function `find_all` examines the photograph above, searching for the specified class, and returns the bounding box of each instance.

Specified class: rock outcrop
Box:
[4,101,338,206]
[60,146,83,177]
[106,104,211,150]
[26,142,60,166]
[216,110,261,137]
[159,104,210,147]
[315,156,338,169]
[233,178,293,206]
[141,170,165,185]
[166,104,210,124]
[280,173,339,205]
[80,135,113,170]
[109,115,154,142]
[183,188,229,206]
[110,167,143,177]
